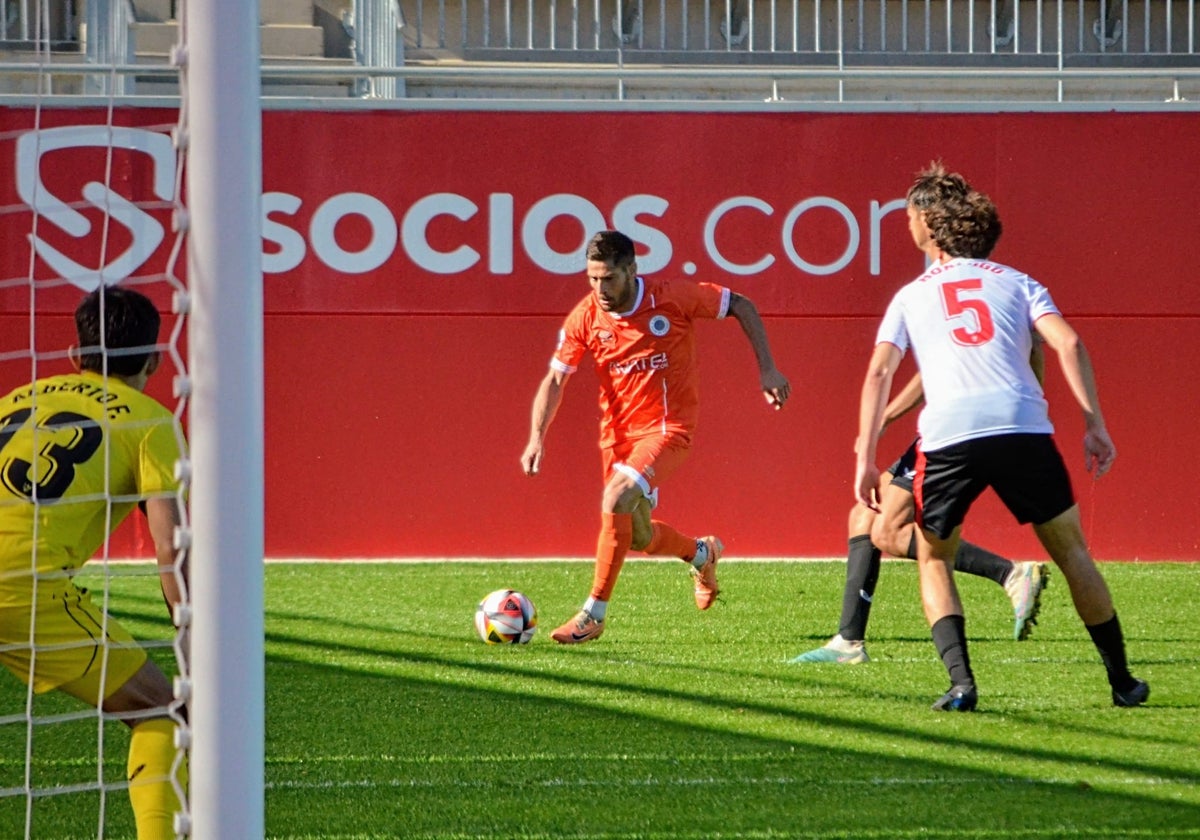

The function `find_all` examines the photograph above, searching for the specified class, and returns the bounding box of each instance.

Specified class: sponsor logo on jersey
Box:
[609,352,669,375]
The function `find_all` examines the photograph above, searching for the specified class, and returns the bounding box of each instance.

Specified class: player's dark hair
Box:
[586,230,636,267]
[74,286,162,377]
[907,161,1002,259]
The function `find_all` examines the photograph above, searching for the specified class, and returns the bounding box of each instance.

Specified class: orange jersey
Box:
[552,276,730,447]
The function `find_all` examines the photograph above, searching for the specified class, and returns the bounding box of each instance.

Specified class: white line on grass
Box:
[85,556,872,565]
[270,833,1199,840]
[264,773,1193,792]
[261,557,851,564]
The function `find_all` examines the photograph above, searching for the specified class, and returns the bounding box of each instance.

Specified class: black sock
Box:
[931,615,974,687]
[837,535,881,641]
[1086,614,1136,691]
[953,541,1014,586]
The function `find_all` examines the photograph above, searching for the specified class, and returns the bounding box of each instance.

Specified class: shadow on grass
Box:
[21,564,1200,840]
[16,563,1199,839]
[260,652,1200,840]
[85,573,1200,765]
[255,611,1200,785]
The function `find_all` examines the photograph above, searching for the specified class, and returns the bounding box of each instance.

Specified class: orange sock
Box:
[642,520,697,561]
[591,512,632,600]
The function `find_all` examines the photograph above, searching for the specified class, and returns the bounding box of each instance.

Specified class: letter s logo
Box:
[16,126,175,291]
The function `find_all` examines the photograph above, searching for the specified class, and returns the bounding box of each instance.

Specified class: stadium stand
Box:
[1,1,1198,102]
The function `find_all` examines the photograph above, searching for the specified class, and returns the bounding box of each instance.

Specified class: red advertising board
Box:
[0,107,1197,560]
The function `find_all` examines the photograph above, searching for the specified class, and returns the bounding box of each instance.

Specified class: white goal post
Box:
[183,1,265,838]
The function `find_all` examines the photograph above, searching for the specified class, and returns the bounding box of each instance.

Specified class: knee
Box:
[601,484,628,513]
[602,478,643,515]
[847,503,875,537]
[103,661,175,725]
[872,519,911,558]
[630,518,653,551]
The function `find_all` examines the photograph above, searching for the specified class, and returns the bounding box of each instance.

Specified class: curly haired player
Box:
[855,162,1147,711]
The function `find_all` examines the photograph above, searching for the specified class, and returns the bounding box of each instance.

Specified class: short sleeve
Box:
[875,295,910,354]
[1025,276,1060,324]
[674,280,729,320]
[550,307,587,374]
[138,414,184,496]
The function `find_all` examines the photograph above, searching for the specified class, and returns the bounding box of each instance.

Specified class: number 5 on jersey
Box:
[940,278,995,346]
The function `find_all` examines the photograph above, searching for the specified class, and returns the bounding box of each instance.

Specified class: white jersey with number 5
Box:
[876,257,1059,452]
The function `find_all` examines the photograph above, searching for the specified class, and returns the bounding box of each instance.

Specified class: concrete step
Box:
[134,21,325,58]
[133,0,313,26]
[262,0,315,26]
[262,24,324,57]
[131,22,177,55]
[132,0,174,23]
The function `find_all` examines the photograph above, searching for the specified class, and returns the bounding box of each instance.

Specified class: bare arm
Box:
[855,343,903,510]
[726,292,790,410]
[143,496,187,619]
[881,372,924,429]
[1034,313,1115,476]
[1030,334,1046,386]
[520,367,571,476]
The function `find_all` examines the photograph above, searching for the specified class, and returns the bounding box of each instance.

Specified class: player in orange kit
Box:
[521,229,790,644]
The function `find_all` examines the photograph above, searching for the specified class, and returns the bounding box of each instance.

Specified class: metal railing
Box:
[346,0,407,98]
[369,0,1200,103]
[1,1,1199,104]
[83,0,136,95]
[400,0,1199,60]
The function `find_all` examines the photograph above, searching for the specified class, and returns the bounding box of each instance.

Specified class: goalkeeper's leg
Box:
[127,716,187,840]
[65,658,186,839]
[107,661,186,840]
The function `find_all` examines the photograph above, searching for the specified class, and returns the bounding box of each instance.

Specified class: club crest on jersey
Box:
[648,315,670,336]
[597,329,615,345]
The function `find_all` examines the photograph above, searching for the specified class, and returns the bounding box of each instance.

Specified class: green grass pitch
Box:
[1,559,1198,839]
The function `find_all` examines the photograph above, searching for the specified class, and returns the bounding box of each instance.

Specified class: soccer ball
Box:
[474,589,538,644]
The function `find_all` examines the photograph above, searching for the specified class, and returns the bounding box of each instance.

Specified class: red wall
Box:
[0,108,1197,560]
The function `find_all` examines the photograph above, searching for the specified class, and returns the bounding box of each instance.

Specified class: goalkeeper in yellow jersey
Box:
[0,286,187,839]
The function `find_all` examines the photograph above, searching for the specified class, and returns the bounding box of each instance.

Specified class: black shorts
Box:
[886,440,919,494]
[914,433,1075,540]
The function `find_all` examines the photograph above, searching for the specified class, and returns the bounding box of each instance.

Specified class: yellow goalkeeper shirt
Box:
[0,371,182,607]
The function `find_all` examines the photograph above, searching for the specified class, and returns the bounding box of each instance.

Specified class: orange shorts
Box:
[601,434,691,508]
